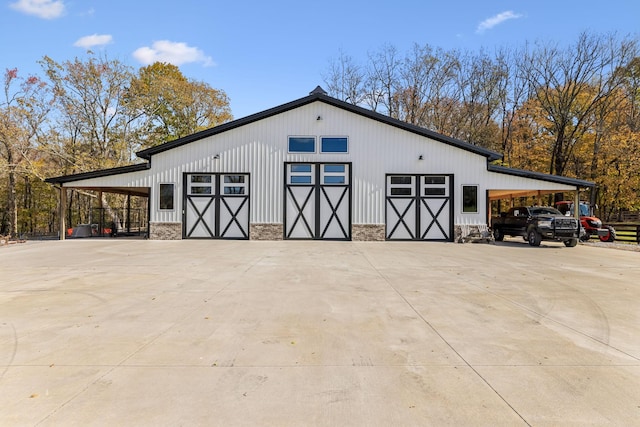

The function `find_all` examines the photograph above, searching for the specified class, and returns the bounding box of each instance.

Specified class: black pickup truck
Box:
[492,206,580,247]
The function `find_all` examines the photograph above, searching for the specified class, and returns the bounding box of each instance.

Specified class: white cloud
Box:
[74,34,113,49]
[9,0,65,19]
[132,40,215,67]
[477,10,523,33]
[78,8,95,17]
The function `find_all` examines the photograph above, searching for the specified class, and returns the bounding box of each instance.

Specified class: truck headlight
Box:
[538,220,552,228]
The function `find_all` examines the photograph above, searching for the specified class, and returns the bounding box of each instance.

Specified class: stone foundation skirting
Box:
[149,222,182,240]
[147,222,393,241]
[250,223,284,240]
[352,224,386,241]
[454,224,493,243]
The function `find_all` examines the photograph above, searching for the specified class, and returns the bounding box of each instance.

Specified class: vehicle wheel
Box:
[527,229,541,247]
[493,228,504,241]
[599,226,616,242]
[564,238,578,247]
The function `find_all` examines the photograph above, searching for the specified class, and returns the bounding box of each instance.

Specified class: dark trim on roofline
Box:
[45,90,593,190]
[45,162,150,184]
[487,164,594,188]
[136,90,503,162]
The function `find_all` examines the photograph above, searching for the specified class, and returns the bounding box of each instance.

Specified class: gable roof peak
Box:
[310,85,327,96]
[136,84,503,162]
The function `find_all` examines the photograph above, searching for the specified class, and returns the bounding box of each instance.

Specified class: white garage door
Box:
[284,163,351,240]
[386,174,452,241]
[183,173,250,239]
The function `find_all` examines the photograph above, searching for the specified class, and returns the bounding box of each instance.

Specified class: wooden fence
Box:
[601,223,640,244]
[621,211,640,222]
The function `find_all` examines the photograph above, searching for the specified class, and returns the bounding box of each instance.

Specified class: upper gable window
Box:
[288,136,316,153]
[321,137,348,153]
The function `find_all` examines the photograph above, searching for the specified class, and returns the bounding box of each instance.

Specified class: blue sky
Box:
[1,0,639,119]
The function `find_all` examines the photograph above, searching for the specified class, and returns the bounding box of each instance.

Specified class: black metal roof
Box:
[487,164,594,188]
[136,87,503,162]
[45,162,150,184]
[45,87,594,190]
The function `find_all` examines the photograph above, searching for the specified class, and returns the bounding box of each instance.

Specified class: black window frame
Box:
[462,185,478,213]
[159,183,175,210]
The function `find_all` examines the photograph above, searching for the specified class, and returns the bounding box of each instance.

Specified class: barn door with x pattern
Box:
[284,163,351,240]
[386,174,452,241]
[419,176,451,240]
[183,173,250,239]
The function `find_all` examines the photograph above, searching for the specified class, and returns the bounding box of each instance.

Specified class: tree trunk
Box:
[67,189,74,233]
[8,166,17,238]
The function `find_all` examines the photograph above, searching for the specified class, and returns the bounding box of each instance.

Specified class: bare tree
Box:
[323,50,365,105]
[495,47,529,162]
[40,53,135,171]
[419,49,460,133]
[521,32,638,176]
[445,49,507,150]
[395,43,432,125]
[364,44,401,116]
[620,56,640,133]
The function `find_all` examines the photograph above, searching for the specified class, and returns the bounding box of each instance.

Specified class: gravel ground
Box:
[581,240,640,251]
[3,239,640,251]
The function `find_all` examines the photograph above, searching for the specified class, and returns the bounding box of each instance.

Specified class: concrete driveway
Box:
[1,239,639,426]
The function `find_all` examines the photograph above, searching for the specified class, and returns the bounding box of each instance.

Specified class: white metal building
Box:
[47,87,593,242]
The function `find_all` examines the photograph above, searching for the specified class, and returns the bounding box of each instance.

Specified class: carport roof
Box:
[45,163,150,186]
[487,164,594,201]
[488,164,594,188]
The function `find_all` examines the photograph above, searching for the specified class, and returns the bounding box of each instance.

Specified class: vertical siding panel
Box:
[63,100,579,231]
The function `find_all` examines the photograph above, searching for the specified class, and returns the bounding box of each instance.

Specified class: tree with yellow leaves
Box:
[0,68,52,237]
[126,62,232,150]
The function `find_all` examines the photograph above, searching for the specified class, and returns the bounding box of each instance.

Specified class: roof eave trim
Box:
[45,162,150,184]
[136,94,321,160]
[487,164,595,188]
[314,94,503,161]
[135,90,503,162]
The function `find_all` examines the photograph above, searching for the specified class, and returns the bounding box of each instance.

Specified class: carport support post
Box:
[126,194,131,233]
[573,190,580,220]
[58,186,66,241]
[98,191,103,235]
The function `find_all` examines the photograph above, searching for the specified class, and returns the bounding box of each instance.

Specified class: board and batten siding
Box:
[61,100,578,229]
[146,102,488,226]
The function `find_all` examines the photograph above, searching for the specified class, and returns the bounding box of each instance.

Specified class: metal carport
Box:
[45,163,151,240]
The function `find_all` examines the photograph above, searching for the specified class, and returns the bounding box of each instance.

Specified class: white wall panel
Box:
[63,100,581,230]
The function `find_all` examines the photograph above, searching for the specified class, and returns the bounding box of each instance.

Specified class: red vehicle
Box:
[555,201,615,242]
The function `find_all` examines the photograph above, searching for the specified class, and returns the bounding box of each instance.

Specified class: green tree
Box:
[127,62,232,149]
